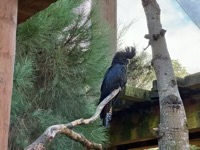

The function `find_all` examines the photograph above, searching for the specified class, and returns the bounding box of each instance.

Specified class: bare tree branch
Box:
[25,88,121,150]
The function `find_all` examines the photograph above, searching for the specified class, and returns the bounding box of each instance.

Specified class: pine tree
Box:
[9,0,113,149]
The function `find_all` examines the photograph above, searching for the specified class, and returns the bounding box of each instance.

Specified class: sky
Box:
[117,0,200,74]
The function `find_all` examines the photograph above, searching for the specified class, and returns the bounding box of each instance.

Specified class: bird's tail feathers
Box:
[103,111,112,128]
[100,101,112,127]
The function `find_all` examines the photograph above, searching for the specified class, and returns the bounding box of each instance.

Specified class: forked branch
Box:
[25,88,121,150]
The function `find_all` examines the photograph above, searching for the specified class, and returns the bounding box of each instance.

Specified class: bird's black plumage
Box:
[99,47,136,127]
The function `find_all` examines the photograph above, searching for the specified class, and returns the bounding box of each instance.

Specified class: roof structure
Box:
[111,72,200,149]
[18,0,56,24]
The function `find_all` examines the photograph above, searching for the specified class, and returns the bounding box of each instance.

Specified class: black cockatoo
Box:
[99,47,136,127]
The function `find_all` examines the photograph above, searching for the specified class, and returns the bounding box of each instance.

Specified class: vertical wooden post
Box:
[98,0,117,32]
[0,0,18,149]
[97,0,117,51]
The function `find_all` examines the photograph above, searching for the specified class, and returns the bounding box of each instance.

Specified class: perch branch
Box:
[25,88,121,150]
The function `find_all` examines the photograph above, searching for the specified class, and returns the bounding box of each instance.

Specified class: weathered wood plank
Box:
[122,86,151,102]
[0,0,18,149]
[152,73,200,90]
[110,96,200,147]
[184,72,200,89]
[96,0,117,51]
[113,87,150,111]
[18,0,56,23]
[111,73,200,148]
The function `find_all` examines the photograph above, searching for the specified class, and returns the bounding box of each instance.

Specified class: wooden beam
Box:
[111,131,200,150]
[152,73,200,90]
[0,0,18,149]
[110,96,200,147]
[96,0,117,51]
[113,87,150,111]
[122,86,150,102]
[98,0,117,31]
[184,72,200,89]
[18,0,56,23]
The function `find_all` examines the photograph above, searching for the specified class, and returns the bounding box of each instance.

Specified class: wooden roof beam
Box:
[110,96,200,148]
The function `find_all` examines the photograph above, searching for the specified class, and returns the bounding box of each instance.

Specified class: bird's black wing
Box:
[99,64,127,121]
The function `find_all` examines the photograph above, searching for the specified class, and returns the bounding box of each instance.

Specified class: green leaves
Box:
[127,51,155,89]
[10,0,111,149]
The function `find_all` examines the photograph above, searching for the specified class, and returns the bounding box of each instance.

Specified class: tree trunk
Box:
[0,0,18,149]
[141,0,189,149]
[96,0,117,51]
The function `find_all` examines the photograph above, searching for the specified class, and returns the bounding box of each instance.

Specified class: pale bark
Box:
[141,0,189,149]
[0,0,18,150]
[25,88,121,150]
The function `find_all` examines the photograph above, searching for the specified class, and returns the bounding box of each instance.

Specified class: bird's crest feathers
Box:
[111,47,136,65]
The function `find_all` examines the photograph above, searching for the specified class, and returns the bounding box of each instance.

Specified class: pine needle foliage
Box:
[10,0,113,149]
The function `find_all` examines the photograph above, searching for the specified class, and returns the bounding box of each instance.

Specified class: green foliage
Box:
[190,145,200,150]
[172,59,189,78]
[10,0,112,149]
[127,51,155,89]
[127,52,189,90]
